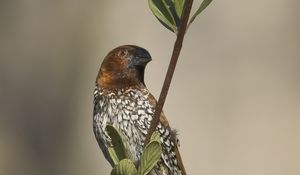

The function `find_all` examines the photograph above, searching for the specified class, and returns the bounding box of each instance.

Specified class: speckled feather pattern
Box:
[93,86,181,175]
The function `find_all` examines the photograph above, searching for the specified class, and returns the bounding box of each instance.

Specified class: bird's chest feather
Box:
[94,87,154,161]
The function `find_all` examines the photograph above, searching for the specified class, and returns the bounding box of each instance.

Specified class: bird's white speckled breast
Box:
[93,87,154,162]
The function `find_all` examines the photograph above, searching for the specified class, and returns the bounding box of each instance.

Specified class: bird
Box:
[93,45,186,175]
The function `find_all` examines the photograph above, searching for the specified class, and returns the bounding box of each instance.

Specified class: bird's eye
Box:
[118,50,128,58]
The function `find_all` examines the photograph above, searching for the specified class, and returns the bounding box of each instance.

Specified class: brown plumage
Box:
[93,45,186,175]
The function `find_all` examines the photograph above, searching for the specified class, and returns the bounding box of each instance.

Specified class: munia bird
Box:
[93,45,185,175]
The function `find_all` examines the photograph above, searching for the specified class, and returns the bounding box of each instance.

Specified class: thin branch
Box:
[145,0,193,145]
[144,1,193,174]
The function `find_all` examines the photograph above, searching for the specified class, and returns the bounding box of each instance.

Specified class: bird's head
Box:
[97,45,152,89]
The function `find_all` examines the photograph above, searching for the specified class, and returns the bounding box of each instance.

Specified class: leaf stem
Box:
[144,0,194,174]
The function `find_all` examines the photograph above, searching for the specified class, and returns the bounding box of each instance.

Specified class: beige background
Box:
[0,1,299,175]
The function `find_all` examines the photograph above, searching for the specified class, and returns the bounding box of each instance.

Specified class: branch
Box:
[144,1,193,173]
[145,0,193,145]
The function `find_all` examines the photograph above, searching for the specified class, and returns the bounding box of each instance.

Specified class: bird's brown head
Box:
[96,45,152,89]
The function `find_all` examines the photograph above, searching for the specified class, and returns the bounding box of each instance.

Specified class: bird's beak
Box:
[130,47,152,67]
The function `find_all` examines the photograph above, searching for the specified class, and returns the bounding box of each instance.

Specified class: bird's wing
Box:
[159,112,187,175]
[148,93,187,175]
[93,89,115,166]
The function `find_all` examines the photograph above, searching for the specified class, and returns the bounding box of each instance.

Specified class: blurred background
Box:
[0,1,299,175]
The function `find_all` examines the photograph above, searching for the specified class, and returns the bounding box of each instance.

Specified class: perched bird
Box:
[93,45,185,175]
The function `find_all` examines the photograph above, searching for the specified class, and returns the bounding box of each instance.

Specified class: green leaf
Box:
[150,131,161,143]
[106,125,127,164]
[174,0,185,18]
[108,147,120,165]
[189,0,213,26]
[111,159,138,175]
[138,141,162,175]
[148,0,178,33]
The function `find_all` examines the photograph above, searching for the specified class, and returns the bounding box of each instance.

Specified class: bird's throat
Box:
[97,71,145,89]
